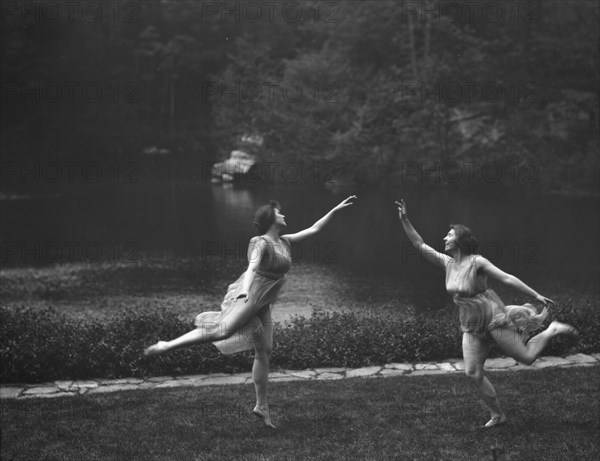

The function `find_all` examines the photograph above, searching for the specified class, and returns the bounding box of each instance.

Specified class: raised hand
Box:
[332,195,357,212]
[395,199,408,220]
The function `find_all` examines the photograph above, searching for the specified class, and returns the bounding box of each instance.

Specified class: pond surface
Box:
[2,180,598,312]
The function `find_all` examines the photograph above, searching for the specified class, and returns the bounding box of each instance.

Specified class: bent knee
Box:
[465,368,484,382]
[518,356,536,366]
[254,343,272,358]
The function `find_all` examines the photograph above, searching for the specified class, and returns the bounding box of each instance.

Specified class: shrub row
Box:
[1,300,598,384]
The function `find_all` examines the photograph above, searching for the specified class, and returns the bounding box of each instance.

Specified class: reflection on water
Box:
[1,181,598,310]
[210,184,256,239]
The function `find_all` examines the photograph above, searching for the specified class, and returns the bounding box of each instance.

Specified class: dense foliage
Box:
[1,0,598,191]
[1,302,596,383]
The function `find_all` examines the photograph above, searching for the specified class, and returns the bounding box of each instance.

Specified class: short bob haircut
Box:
[449,224,479,254]
[253,200,281,235]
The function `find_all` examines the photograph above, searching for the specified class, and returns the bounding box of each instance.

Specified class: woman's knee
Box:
[517,354,536,366]
[254,342,272,359]
[465,367,484,383]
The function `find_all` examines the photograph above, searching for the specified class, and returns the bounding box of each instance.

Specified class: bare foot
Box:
[253,404,276,429]
[482,413,507,429]
[143,341,169,356]
[549,321,579,336]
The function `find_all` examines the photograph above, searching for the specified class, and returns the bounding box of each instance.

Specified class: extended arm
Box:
[476,256,554,305]
[395,199,450,269]
[282,195,356,243]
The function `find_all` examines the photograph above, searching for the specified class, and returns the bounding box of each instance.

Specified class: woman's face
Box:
[443,228,457,252]
[274,208,286,228]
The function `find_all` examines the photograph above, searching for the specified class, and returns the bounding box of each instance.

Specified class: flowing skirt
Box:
[195,273,286,355]
[454,289,547,339]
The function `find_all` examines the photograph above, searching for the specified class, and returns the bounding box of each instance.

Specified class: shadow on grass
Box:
[2,367,598,461]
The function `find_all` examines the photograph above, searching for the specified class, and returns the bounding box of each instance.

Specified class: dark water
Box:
[2,181,599,307]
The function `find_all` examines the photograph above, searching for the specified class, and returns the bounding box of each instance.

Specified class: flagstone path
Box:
[2,353,598,400]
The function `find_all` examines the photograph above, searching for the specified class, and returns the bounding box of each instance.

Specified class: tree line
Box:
[1,0,598,191]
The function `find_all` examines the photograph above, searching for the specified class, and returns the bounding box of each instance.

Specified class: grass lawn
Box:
[1,367,598,461]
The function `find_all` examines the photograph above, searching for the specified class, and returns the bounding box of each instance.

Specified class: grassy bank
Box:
[0,257,419,324]
[1,258,598,383]
[1,367,598,460]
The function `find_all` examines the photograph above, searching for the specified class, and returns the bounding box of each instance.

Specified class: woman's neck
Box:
[450,249,469,263]
[264,229,280,242]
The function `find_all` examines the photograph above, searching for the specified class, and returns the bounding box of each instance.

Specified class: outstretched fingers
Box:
[395,199,407,218]
[336,195,357,210]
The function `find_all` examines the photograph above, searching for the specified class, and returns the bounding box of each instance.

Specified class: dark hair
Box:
[253,200,281,235]
[449,224,479,254]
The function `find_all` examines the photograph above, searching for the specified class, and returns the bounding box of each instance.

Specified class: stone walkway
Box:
[2,353,598,400]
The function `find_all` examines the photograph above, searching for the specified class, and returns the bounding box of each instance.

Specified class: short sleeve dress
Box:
[194,235,292,354]
[446,255,548,339]
[446,255,543,341]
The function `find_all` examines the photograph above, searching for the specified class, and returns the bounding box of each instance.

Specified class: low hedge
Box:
[1,301,598,384]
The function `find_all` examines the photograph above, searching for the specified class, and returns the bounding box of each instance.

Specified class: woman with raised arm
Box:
[395,199,578,428]
[144,196,356,428]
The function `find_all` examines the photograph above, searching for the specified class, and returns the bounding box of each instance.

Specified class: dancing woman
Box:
[144,196,356,427]
[395,199,578,428]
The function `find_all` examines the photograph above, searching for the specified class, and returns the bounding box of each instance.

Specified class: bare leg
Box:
[251,305,276,428]
[144,297,261,356]
[490,321,578,366]
[462,333,506,427]
[144,323,220,356]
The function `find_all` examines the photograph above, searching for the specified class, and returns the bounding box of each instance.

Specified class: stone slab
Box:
[452,362,465,371]
[201,376,247,386]
[485,357,517,369]
[22,387,61,396]
[346,367,382,378]
[437,362,460,372]
[314,372,344,380]
[22,391,77,399]
[72,381,99,389]
[414,364,439,371]
[107,378,145,385]
[267,376,302,383]
[564,353,597,364]
[88,384,141,394]
[378,369,409,377]
[268,372,290,379]
[409,370,449,376]
[313,367,347,374]
[384,363,414,371]
[145,376,174,383]
[532,356,575,368]
[0,387,24,399]
[54,380,74,391]
[285,370,317,379]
